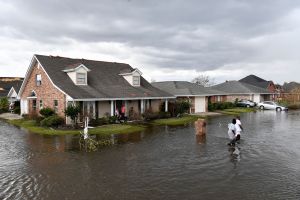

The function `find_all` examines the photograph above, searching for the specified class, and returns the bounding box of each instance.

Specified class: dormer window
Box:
[76,73,87,85]
[119,68,142,87]
[63,63,90,85]
[133,76,140,86]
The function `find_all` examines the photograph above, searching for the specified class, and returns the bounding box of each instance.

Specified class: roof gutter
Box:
[70,96,175,101]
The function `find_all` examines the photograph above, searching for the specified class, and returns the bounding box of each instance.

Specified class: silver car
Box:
[257,101,288,111]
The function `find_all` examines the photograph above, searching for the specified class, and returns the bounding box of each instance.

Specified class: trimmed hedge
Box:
[208,102,235,111]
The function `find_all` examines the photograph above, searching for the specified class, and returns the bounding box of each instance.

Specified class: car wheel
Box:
[260,106,264,110]
[246,104,250,108]
[276,107,282,112]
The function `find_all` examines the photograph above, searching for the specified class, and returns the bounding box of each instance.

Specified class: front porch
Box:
[70,99,169,123]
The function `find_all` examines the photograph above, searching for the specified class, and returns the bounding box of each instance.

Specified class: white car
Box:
[257,101,288,111]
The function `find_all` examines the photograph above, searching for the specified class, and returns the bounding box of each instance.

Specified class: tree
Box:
[65,105,80,126]
[192,74,215,87]
[0,97,9,113]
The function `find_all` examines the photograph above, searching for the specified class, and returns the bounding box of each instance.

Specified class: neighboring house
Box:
[18,55,174,123]
[152,81,225,113]
[239,74,276,93]
[281,82,300,103]
[0,77,24,103]
[282,82,300,93]
[211,81,272,103]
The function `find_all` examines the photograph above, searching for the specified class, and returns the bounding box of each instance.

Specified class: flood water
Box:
[0,111,300,200]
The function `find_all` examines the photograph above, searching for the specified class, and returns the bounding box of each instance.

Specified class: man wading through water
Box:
[228,119,237,146]
[235,116,243,141]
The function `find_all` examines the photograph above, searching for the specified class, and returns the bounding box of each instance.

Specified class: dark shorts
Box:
[236,134,240,141]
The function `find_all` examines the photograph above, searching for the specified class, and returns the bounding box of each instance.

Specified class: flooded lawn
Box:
[0,111,300,200]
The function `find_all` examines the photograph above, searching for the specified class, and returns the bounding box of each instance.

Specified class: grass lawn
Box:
[218,107,256,115]
[153,115,205,126]
[8,119,145,136]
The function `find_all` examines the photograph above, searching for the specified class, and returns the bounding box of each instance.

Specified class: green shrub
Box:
[89,117,109,126]
[175,101,191,116]
[109,116,118,124]
[39,107,55,117]
[0,97,9,113]
[142,109,159,120]
[14,106,21,114]
[40,115,64,127]
[161,100,191,117]
[158,112,171,119]
[64,105,80,125]
[208,102,235,111]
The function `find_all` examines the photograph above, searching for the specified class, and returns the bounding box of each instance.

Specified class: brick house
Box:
[18,55,174,123]
[239,74,278,100]
[211,80,272,103]
[0,77,24,104]
[152,81,225,113]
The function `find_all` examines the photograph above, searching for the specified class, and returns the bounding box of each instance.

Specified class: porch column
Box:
[188,97,191,114]
[141,99,145,114]
[165,99,168,112]
[110,100,114,116]
[125,100,128,116]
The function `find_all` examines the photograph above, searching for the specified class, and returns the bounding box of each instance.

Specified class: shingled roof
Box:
[211,81,271,94]
[152,81,225,96]
[239,74,272,89]
[282,82,300,92]
[29,55,173,100]
[0,77,24,97]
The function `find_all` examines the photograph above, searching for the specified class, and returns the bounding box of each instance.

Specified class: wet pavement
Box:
[0,110,300,200]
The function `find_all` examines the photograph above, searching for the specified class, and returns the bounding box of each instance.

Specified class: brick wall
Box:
[268,82,276,93]
[21,63,66,117]
[226,95,252,102]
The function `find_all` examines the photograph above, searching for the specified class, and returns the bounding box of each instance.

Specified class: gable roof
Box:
[282,82,300,93]
[239,74,272,89]
[211,80,271,94]
[24,55,173,100]
[152,81,225,96]
[0,77,24,97]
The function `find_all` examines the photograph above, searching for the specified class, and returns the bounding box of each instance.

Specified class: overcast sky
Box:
[1,0,300,84]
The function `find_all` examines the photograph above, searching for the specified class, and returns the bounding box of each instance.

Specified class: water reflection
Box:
[196,134,206,144]
[228,146,241,167]
[1,111,300,200]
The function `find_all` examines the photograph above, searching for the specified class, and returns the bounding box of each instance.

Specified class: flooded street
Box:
[0,111,300,200]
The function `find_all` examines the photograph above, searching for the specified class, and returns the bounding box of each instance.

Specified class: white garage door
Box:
[195,96,206,113]
[253,94,261,104]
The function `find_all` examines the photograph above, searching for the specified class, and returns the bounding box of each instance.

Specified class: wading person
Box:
[228,118,237,146]
[235,116,243,141]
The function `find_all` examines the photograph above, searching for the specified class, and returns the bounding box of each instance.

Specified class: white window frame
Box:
[76,72,87,85]
[39,100,43,109]
[54,100,58,112]
[36,74,42,86]
[132,76,140,86]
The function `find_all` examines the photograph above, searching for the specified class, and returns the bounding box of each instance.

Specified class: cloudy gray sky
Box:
[1,0,300,84]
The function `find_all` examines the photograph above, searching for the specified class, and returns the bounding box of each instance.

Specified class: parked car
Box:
[257,101,288,111]
[236,99,256,107]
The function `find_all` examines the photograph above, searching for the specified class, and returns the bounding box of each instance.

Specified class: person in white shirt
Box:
[228,119,236,146]
[235,116,243,141]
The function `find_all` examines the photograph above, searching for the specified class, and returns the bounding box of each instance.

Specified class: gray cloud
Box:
[1,0,300,83]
